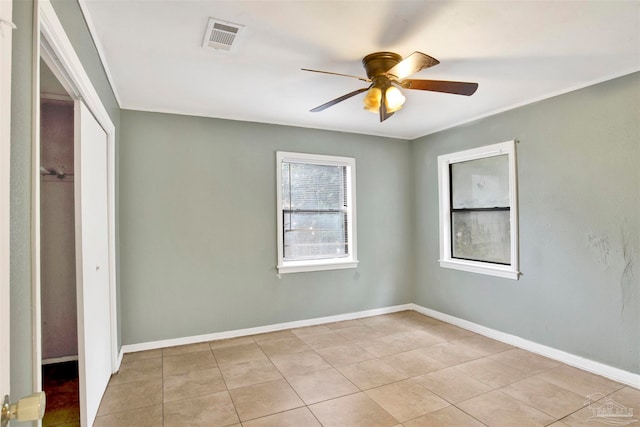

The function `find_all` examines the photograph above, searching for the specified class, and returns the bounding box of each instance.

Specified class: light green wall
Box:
[120,74,639,375]
[412,72,640,374]
[119,111,415,344]
[10,0,36,403]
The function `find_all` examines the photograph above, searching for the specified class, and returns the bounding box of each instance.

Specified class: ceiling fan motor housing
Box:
[362,52,402,79]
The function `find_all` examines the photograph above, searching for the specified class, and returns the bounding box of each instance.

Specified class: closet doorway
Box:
[40,59,80,425]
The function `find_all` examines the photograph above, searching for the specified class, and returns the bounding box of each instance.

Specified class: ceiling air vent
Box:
[202,18,245,53]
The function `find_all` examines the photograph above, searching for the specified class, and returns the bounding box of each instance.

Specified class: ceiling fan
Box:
[303,51,478,122]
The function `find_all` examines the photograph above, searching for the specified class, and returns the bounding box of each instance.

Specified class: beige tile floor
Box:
[94,311,638,426]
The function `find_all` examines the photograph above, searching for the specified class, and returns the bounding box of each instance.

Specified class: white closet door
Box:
[74,100,112,427]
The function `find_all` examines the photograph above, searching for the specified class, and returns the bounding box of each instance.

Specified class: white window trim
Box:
[276,151,358,274]
[437,140,520,280]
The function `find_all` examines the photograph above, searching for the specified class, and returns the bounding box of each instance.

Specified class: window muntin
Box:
[438,141,519,279]
[277,152,357,274]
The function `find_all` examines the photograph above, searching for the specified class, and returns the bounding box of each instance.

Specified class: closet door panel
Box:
[74,100,112,427]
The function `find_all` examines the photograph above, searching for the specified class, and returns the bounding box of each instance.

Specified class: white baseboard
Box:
[42,355,78,365]
[120,304,413,354]
[410,304,640,389]
[118,302,639,389]
[115,347,124,372]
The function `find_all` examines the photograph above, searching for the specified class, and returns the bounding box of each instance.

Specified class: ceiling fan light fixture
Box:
[385,86,405,112]
[363,87,382,112]
[363,84,405,113]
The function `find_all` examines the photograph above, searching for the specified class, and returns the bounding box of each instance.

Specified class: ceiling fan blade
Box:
[302,68,370,82]
[403,79,479,96]
[385,51,440,80]
[310,87,370,112]
[379,89,393,122]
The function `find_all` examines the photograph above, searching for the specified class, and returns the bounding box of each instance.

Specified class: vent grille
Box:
[203,18,245,52]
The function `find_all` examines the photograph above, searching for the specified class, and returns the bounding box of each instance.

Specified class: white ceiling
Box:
[79,0,640,140]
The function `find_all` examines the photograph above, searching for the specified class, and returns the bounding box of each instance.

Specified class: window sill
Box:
[278,259,359,274]
[439,259,520,280]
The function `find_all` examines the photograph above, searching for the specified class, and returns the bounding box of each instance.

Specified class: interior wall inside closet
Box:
[40,59,77,364]
[39,58,81,425]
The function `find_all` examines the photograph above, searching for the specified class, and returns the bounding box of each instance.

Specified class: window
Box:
[276,152,358,274]
[437,140,519,279]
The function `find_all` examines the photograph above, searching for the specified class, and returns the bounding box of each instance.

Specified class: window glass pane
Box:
[452,210,511,264]
[283,163,345,211]
[284,212,348,260]
[451,155,509,209]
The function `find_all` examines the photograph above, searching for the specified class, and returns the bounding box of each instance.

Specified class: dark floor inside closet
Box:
[42,361,80,427]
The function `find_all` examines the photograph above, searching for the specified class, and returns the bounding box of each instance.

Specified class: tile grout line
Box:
[208,341,244,426]
[552,386,633,426]
[161,352,165,427]
[263,338,325,425]
[450,403,491,426]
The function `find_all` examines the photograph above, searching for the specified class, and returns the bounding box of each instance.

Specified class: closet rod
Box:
[40,166,74,179]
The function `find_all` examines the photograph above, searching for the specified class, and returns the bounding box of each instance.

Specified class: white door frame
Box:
[37,0,119,392]
[0,0,15,400]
